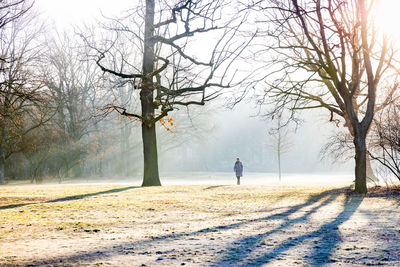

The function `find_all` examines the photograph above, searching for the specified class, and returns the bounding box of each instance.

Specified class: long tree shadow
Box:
[203,185,227,190]
[25,188,350,266]
[213,189,344,265]
[216,192,363,266]
[0,186,139,210]
[307,194,364,265]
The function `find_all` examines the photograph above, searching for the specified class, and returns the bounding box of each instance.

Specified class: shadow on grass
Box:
[0,203,29,210]
[203,185,227,190]
[26,187,355,266]
[213,188,353,265]
[222,193,363,266]
[0,186,139,210]
[47,186,139,203]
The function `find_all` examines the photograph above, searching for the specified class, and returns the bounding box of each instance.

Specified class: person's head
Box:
[236,158,240,162]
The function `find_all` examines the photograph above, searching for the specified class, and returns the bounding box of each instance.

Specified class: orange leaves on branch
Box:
[159,116,176,134]
[119,114,140,123]
[101,104,141,123]
[105,105,175,130]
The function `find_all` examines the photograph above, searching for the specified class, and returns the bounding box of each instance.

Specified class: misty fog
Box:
[162,104,353,171]
[110,101,354,178]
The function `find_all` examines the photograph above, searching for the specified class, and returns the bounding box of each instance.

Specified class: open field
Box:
[1,182,400,266]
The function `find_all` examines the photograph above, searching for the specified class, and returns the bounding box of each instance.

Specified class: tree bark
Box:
[141,120,160,186]
[141,85,160,186]
[354,135,367,193]
[140,0,161,186]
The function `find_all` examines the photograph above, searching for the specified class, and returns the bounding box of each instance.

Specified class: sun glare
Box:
[374,0,400,41]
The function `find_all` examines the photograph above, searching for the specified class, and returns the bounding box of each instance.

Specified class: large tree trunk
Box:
[140,0,161,186]
[141,120,160,186]
[354,135,367,193]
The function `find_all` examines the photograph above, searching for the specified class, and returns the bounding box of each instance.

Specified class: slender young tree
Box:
[253,0,398,193]
[268,115,292,181]
[82,0,252,186]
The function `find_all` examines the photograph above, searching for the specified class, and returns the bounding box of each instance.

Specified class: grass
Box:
[0,184,331,242]
[0,184,313,235]
[0,183,399,266]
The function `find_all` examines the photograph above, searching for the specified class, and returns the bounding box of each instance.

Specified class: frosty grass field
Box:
[1,173,399,266]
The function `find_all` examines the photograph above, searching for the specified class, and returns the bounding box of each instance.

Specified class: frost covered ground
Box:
[1,180,399,266]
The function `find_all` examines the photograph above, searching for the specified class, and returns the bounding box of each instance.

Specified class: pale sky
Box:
[35,0,400,37]
[35,0,133,30]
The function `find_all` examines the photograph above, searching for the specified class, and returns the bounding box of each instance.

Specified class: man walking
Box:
[234,158,243,185]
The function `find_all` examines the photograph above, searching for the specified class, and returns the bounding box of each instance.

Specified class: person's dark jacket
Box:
[234,161,243,177]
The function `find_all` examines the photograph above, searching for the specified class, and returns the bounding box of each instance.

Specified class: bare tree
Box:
[0,0,51,184]
[369,102,400,182]
[82,0,252,186]
[23,121,60,183]
[252,0,398,193]
[42,32,104,179]
[268,115,292,181]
